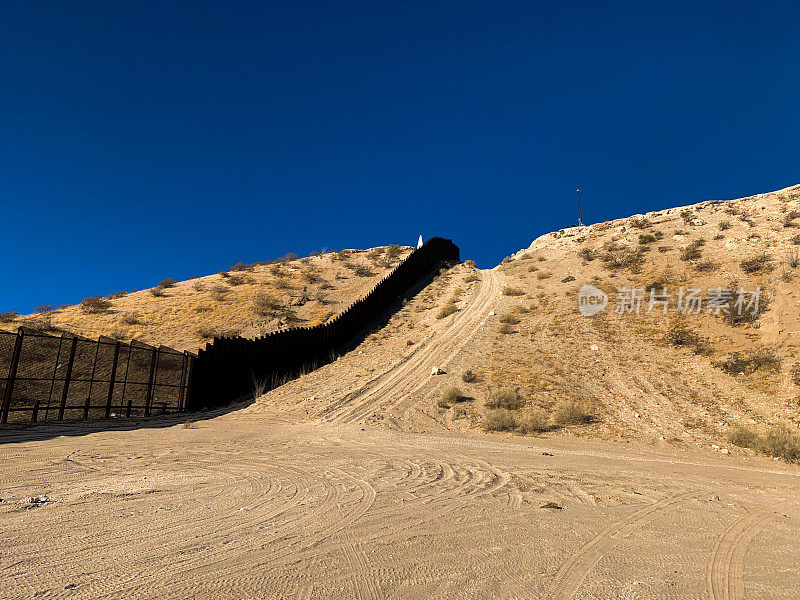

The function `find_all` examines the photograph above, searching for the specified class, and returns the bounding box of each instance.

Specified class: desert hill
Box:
[257,185,800,461]
[0,245,411,351]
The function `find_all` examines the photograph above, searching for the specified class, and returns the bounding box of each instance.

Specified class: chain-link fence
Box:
[0,328,193,425]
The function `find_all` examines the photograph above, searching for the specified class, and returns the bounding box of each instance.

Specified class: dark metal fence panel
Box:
[187,236,460,411]
[0,328,193,425]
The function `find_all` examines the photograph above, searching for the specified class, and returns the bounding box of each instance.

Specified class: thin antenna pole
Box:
[576,188,584,226]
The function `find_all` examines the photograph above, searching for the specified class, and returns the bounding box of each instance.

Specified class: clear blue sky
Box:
[2,1,798,313]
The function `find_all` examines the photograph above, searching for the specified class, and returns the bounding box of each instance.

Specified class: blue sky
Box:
[2,1,799,313]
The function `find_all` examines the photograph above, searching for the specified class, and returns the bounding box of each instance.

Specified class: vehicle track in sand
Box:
[316,269,501,426]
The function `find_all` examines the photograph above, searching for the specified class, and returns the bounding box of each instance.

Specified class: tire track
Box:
[318,269,500,426]
[706,506,775,600]
[547,491,700,600]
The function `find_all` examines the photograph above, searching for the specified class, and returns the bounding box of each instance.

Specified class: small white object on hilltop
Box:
[417,235,423,249]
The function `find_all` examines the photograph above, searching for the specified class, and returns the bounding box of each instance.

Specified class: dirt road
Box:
[2,269,799,599]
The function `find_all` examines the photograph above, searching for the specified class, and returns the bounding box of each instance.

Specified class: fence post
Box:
[178,351,189,411]
[58,337,78,420]
[144,348,158,416]
[1,328,25,425]
[84,339,101,420]
[105,342,120,419]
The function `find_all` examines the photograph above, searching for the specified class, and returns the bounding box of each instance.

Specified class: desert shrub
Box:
[227,274,247,286]
[717,348,781,375]
[694,260,717,272]
[278,252,299,263]
[499,314,520,324]
[122,313,140,325]
[787,249,799,269]
[740,252,774,274]
[600,245,644,270]
[464,273,480,283]
[353,264,373,277]
[437,302,458,319]
[159,278,177,288]
[276,307,300,323]
[197,326,218,339]
[273,277,291,289]
[498,323,515,334]
[253,293,280,317]
[680,209,694,223]
[713,234,724,240]
[630,216,651,229]
[230,262,255,272]
[577,247,596,261]
[107,291,127,299]
[792,363,800,386]
[729,424,800,462]
[527,265,539,272]
[680,240,704,261]
[503,286,524,296]
[724,292,769,326]
[638,233,657,244]
[192,281,205,292]
[462,369,477,383]
[719,220,731,231]
[665,318,706,353]
[657,246,670,253]
[386,245,402,261]
[210,284,229,300]
[484,409,517,432]
[150,286,166,297]
[485,389,525,410]
[35,304,54,314]
[80,296,111,314]
[792,234,800,245]
[463,259,476,268]
[552,399,591,426]
[301,270,319,283]
[517,409,550,434]
[536,271,552,280]
[0,311,19,323]
[440,386,463,406]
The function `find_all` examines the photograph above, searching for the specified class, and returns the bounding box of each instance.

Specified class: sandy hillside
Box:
[3,187,800,599]
[0,246,411,351]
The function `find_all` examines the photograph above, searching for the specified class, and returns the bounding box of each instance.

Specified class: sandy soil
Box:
[3,268,799,599]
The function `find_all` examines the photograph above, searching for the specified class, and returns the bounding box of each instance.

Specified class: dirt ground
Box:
[2,268,799,600]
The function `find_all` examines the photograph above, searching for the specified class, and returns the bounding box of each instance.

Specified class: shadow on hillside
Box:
[0,259,455,445]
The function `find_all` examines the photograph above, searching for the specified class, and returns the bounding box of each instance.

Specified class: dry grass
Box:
[552,399,591,426]
[485,389,525,410]
[729,424,800,462]
[484,409,517,431]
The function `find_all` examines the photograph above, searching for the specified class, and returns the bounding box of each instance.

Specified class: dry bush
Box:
[552,399,591,426]
[273,277,291,289]
[464,259,476,268]
[464,273,480,283]
[107,291,127,299]
[787,249,799,269]
[719,220,732,231]
[122,313,140,325]
[230,262,255,272]
[503,286,524,296]
[440,386,463,406]
[498,323,515,334]
[729,424,800,462]
[159,278,177,288]
[740,252,774,274]
[461,369,477,383]
[536,271,552,280]
[192,281,205,292]
[499,314,520,324]
[717,348,781,375]
[792,363,800,386]
[437,302,458,319]
[694,260,717,272]
[210,284,229,301]
[227,274,247,286]
[484,409,517,431]
[0,311,20,323]
[577,247,596,261]
[386,245,402,261]
[353,264,373,277]
[485,389,525,410]
[302,270,320,283]
[600,245,644,271]
[81,296,111,314]
[35,304,54,314]
[517,409,550,434]
[150,286,166,297]
[253,293,280,317]
[665,317,707,354]
[680,240,704,261]
[638,233,657,244]
[630,216,651,229]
